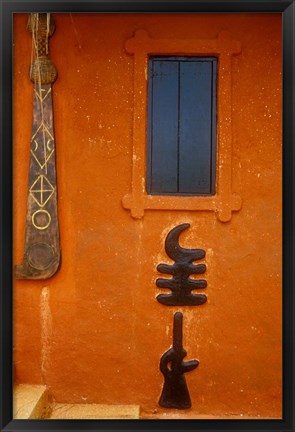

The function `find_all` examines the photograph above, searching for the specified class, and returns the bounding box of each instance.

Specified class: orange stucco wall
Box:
[13,13,282,418]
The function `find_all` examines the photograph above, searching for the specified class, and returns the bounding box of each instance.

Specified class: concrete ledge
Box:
[49,403,140,419]
[13,384,51,419]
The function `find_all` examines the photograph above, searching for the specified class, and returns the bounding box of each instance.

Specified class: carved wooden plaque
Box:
[15,13,60,279]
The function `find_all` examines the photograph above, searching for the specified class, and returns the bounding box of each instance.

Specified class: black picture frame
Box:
[1,1,294,431]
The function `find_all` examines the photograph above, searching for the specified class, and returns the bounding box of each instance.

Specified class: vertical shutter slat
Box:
[179,61,213,194]
[148,60,179,194]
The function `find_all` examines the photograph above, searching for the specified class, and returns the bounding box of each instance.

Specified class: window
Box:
[122,29,242,221]
[147,57,217,196]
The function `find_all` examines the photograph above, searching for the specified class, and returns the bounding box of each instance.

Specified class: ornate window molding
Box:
[122,30,242,222]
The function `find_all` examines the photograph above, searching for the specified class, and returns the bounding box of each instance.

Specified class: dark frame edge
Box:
[282,1,295,431]
[0,1,294,13]
[1,1,294,432]
[0,0,13,430]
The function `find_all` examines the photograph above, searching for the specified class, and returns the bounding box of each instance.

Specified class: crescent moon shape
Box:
[165,223,205,262]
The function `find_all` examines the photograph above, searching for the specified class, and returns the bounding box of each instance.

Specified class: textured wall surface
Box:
[13,13,282,418]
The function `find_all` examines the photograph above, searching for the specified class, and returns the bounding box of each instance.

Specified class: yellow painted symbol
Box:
[32,209,51,230]
[47,139,53,151]
[31,148,54,170]
[29,175,55,208]
[34,86,51,103]
[31,121,54,172]
[31,121,54,142]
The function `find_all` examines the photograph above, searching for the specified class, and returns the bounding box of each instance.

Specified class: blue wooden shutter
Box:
[147,57,217,195]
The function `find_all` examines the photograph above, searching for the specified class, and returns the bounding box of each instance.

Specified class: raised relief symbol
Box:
[159,312,198,409]
[156,223,207,306]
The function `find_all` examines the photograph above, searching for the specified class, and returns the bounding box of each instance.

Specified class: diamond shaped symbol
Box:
[31,122,54,170]
[29,175,55,207]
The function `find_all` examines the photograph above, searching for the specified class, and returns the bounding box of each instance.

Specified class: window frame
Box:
[122,29,242,222]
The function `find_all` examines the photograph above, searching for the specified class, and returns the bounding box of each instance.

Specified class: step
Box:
[13,384,51,419]
[49,403,140,419]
